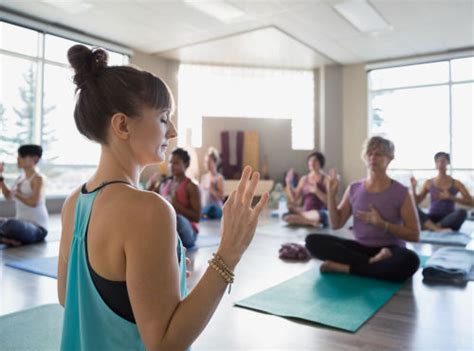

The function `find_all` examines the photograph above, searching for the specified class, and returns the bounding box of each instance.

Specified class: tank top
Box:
[161,177,199,233]
[350,179,407,248]
[301,174,327,211]
[428,179,458,218]
[200,172,224,208]
[13,173,49,230]
[61,181,189,350]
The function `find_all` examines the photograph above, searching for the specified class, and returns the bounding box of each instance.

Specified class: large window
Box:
[0,21,128,196]
[178,64,315,150]
[368,58,474,192]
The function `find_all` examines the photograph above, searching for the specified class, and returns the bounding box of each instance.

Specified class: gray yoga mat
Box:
[420,231,472,246]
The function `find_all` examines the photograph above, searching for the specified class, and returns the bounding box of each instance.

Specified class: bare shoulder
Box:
[118,188,176,228]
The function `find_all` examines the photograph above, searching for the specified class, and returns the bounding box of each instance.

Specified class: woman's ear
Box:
[110,113,130,140]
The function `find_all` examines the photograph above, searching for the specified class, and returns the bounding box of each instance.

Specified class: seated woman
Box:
[305,136,420,282]
[284,151,328,227]
[411,152,472,232]
[0,145,49,246]
[200,147,224,219]
[159,148,201,248]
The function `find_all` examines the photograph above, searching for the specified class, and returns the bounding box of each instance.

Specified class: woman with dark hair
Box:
[58,45,268,351]
[200,147,225,219]
[283,151,328,227]
[305,136,420,282]
[411,152,472,232]
[0,145,48,246]
[159,147,201,248]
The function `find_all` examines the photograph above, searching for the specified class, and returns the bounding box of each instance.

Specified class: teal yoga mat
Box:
[6,256,58,278]
[0,304,63,350]
[235,269,405,332]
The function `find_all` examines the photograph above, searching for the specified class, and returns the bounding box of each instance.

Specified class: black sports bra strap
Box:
[81,180,134,194]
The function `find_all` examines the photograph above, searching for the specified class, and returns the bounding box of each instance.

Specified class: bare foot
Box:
[435,228,453,233]
[283,214,319,227]
[320,260,350,274]
[369,247,392,263]
[0,237,22,246]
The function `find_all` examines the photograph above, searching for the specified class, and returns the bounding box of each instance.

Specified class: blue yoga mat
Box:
[420,231,472,246]
[6,256,58,279]
[0,304,63,350]
[235,268,405,332]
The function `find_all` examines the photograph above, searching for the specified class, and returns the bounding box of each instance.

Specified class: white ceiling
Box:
[0,0,473,69]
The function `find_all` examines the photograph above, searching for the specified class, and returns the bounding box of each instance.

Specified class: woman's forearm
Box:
[380,220,419,242]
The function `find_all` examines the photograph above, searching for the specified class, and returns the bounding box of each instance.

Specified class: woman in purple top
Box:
[305,136,420,282]
[411,152,471,232]
[283,151,328,227]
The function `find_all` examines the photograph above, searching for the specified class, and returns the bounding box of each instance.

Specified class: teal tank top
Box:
[61,183,188,350]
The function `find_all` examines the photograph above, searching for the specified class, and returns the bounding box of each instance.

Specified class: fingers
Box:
[236,166,252,197]
[243,171,260,206]
[252,191,269,218]
[224,190,237,209]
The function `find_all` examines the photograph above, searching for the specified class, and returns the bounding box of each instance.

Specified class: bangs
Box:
[144,73,175,115]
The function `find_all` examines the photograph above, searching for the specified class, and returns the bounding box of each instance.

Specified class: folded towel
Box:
[422,247,474,283]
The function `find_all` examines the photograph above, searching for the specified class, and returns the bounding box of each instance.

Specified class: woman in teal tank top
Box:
[58,45,269,350]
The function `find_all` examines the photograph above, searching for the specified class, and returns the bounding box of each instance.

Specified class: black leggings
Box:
[305,234,420,282]
[417,208,467,231]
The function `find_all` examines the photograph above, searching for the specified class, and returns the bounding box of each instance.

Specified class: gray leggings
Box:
[417,208,467,231]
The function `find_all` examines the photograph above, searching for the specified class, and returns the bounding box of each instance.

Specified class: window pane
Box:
[45,35,84,64]
[45,34,127,65]
[0,21,39,57]
[451,83,474,169]
[452,170,474,194]
[451,57,474,82]
[370,86,449,169]
[42,63,101,166]
[42,63,101,195]
[370,62,449,90]
[0,54,38,162]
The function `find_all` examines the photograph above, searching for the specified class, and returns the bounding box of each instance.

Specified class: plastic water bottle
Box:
[278,194,288,219]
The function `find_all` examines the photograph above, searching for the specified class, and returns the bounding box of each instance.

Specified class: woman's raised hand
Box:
[326,169,339,195]
[217,166,269,267]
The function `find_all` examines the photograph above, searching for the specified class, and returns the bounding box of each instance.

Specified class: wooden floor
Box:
[1,213,473,350]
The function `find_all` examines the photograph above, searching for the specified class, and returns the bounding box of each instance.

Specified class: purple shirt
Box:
[350,179,408,248]
[429,183,458,218]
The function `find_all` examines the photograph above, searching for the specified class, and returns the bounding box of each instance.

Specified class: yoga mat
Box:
[0,243,7,250]
[235,268,404,332]
[6,256,58,279]
[0,304,63,350]
[420,231,472,246]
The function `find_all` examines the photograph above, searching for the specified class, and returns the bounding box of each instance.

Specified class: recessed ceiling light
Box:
[333,0,392,34]
[41,0,93,15]
[183,0,246,23]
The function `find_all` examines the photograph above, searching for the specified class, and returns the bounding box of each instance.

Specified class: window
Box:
[0,21,129,196]
[368,58,474,192]
[178,64,315,150]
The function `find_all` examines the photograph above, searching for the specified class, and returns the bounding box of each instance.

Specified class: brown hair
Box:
[67,45,174,144]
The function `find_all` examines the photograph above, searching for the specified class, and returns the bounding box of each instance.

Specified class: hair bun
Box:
[67,44,108,89]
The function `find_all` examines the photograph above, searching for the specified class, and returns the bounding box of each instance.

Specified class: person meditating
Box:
[283,151,328,227]
[411,152,471,232]
[305,136,420,282]
[200,147,224,219]
[0,145,49,246]
[159,148,201,249]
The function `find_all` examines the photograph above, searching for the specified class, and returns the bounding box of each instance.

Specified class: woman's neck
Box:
[91,146,141,187]
[23,167,36,178]
[368,170,390,184]
[173,174,186,182]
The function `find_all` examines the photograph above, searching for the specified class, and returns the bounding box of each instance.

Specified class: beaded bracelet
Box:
[208,253,234,293]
